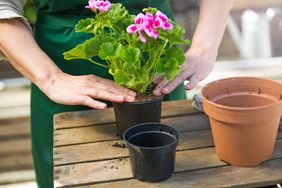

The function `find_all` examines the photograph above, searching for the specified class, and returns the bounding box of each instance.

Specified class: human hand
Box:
[41,72,136,110]
[153,47,217,96]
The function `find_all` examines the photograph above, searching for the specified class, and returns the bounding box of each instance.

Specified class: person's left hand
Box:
[153,47,218,96]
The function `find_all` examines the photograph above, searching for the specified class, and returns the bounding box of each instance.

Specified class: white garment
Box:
[0,0,31,29]
[0,0,31,59]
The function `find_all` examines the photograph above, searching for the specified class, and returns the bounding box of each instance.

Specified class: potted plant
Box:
[63,0,189,136]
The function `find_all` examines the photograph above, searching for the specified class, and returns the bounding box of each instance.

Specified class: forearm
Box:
[190,0,233,51]
[0,18,62,89]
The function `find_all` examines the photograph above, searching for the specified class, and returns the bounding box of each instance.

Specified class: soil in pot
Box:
[123,122,179,182]
[113,84,163,137]
[201,77,282,167]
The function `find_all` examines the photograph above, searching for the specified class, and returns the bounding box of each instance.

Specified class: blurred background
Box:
[0,0,282,187]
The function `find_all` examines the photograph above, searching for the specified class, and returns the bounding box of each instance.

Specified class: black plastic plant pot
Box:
[123,122,179,182]
[112,95,163,137]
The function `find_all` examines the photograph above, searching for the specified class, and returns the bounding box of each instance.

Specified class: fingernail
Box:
[163,87,169,93]
[129,91,136,96]
[99,103,107,108]
[154,88,160,95]
[127,95,135,102]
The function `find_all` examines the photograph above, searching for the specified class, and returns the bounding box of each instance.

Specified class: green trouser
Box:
[31,0,186,187]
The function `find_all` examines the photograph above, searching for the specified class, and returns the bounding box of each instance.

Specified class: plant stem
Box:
[148,39,168,73]
[87,58,109,68]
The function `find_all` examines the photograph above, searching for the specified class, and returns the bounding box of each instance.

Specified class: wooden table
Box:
[53,100,282,188]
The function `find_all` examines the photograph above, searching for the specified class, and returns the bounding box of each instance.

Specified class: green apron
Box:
[31,0,186,187]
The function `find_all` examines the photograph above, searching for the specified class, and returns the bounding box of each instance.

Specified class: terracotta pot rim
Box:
[201,76,282,111]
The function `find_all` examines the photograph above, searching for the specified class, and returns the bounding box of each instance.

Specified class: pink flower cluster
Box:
[126,11,173,43]
[85,0,111,13]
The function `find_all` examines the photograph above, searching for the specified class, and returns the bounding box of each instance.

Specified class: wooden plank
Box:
[0,153,33,172]
[53,100,198,130]
[93,158,282,188]
[0,88,30,108]
[0,106,30,120]
[54,129,214,166]
[54,114,282,147]
[0,118,30,139]
[0,170,35,185]
[0,138,31,155]
[54,139,282,187]
[54,127,282,166]
[54,114,209,147]
[54,147,224,186]
[0,182,37,188]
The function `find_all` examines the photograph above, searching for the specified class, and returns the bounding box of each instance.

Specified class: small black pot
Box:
[123,122,179,182]
[112,95,163,137]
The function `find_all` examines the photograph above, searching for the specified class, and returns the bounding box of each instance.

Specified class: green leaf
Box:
[159,21,190,46]
[98,42,123,60]
[107,3,128,22]
[155,58,165,73]
[121,46,140,65]
[165,58,180,80]
[165,47,185,65]
[142,7,158,14]
[63,37,101,60]
[113,69,130,85]
[75,18,96,33]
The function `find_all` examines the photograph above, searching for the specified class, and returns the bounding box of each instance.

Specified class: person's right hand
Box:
[41,72,136,110]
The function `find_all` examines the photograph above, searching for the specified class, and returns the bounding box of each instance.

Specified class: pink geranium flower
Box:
[126,13,148,42]
[154,11,173,30]
[126,10,173,42]
[86,0,111,13]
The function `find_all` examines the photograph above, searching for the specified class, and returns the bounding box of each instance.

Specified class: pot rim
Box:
[113,95,163,106]
[123,122,179,151]
[201,76,282,111]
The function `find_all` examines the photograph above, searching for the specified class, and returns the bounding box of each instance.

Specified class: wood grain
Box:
[93,158,282,188]
[54,129,214,166]
[54,114,209,147]
[0,153,33,172]
[0,118,30,139]
[53,100,282,188]
[0,138,31,155]
[54,139,282,187]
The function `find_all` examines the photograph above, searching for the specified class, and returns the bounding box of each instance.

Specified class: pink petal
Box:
[154,10,169,23]
[162,22,173,30]
[135,13,145,25]
[126,24,138,33]
[153,18,162,28]
[138,31,147,43]
[143,22,154,37]
[145,12,154,25]
[151,30,159,39]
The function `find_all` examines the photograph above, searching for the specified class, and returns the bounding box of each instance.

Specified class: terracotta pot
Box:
[201,77,282,167]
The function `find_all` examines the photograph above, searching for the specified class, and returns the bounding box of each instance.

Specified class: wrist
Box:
[35,68,63,95]
[186,43,218,58]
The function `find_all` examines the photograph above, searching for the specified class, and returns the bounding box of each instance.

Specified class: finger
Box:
[153,79,169,96]
[161,75,184,94]
[153,75,164,84]
[75,95,107,110]
[86,75,136,97]
[85,89,135,103]
[184,75,199,90]
[99,79,137,97]
[161,68,193,94]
